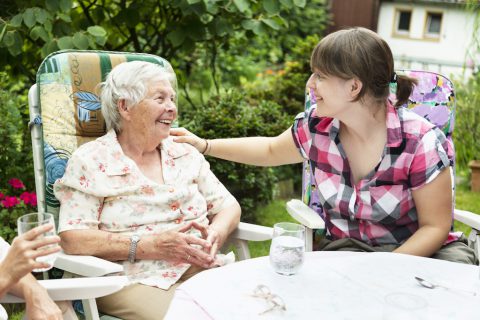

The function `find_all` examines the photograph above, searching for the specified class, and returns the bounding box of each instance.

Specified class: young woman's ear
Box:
[349,78,363,100]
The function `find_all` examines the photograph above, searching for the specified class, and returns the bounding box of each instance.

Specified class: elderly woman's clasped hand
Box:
[142,221,223,268]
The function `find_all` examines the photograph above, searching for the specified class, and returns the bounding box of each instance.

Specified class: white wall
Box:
[377,2,477,79]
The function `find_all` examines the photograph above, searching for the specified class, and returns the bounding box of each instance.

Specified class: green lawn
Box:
[248,200,297,258]
[454,183,480,235]
[249,185,480,258]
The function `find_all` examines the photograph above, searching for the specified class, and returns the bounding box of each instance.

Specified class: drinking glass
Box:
[17,212,59,272]
[269,222,305,275]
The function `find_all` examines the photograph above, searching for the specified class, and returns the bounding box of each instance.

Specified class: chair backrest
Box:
[301,70,456,217]
[28,50,176,220]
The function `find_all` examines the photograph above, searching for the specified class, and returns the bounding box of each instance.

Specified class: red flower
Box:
[8,178,25,189]
[19,192,37,206]
[1,196,20,208]
[0,192,4,200]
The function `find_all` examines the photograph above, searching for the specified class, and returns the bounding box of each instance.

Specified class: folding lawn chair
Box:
[27,50,272,319]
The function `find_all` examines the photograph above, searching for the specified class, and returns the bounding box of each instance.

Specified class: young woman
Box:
[172,27,476,264]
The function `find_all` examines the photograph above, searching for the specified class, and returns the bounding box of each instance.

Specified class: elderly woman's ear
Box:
[117,99,130,119]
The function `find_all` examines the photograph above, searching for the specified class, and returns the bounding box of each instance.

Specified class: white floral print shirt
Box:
[54,129,236,289]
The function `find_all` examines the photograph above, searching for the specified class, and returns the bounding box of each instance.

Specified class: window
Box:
[424,12,442,38]
[394,10,412,36]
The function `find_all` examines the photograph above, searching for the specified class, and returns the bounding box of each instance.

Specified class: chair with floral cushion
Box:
[286,70,480,259]
[28,50,272,320]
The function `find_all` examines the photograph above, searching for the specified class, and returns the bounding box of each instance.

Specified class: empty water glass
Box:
[17,212,59,272]
[269,222,305,275]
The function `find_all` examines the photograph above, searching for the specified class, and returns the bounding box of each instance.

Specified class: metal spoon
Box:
[415,276,477,296]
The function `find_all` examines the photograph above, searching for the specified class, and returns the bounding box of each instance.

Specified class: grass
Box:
[454,182,480,235]
[248,199,298,258]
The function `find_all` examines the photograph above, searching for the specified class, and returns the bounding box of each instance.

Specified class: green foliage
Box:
[0,0,308,82]
[454,73,480,171]
[183,90,291,223]
[243,35,320,116]
[0,72,33,183]
[0,1,107,81]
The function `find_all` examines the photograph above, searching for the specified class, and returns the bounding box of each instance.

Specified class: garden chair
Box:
[286,70,480,261]
[27,50,272,320]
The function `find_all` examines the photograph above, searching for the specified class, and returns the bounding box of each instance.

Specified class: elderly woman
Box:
[54,61,241,319]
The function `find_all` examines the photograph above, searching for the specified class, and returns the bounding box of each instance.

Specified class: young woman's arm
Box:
[393,168,452,256]
[171,127,304,166]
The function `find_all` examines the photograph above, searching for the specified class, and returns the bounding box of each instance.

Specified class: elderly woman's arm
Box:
[206,201,241,258]
[60,222,215,268]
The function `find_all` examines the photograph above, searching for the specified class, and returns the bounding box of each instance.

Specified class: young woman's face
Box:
[130,80,177,141]
[306,70,352,118]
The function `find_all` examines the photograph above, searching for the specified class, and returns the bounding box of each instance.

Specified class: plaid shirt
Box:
[292,101,458,246]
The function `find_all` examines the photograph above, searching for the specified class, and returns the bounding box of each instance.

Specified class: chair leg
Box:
[305,227,314,252]
[82,298,100,320]
[232,239,251,260]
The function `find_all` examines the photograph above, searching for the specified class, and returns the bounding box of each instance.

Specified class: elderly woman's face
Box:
[130,80,177,141]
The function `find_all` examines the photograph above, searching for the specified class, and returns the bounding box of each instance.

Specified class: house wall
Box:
[377,2,476,79]
[329,0,380,32]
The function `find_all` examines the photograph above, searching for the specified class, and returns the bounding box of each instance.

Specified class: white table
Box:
[165,252,479,319]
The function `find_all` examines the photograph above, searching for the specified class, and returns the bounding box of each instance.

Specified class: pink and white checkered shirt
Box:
[292,101,458,246]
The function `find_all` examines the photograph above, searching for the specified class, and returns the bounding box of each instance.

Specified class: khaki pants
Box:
[97,266,203,320]
[316,235,478,265]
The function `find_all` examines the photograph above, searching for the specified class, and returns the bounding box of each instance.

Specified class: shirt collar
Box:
[97,130,190,176]
[385,100,403,147]
[159,135,190,159]
[314,101,403,147]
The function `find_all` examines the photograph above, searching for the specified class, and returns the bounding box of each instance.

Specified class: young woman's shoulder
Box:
[397,107,438,139]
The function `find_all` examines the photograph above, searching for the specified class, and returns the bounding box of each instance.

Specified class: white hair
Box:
[100,60,176,132]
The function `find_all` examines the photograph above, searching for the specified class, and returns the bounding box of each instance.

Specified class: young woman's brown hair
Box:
[310,27,417,107]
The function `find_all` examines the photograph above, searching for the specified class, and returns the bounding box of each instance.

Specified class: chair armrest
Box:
[54,252,123,277]
[286,199,325,230]
[0,276,128,303]
[454,208,480,231]
[230,222,272,242]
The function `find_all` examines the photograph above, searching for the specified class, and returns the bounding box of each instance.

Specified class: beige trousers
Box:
[96,266,203,320]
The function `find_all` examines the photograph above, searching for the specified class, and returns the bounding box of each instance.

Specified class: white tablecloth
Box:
[165,252,479,319]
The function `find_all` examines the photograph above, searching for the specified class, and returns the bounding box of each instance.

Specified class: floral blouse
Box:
[54,130,236,289]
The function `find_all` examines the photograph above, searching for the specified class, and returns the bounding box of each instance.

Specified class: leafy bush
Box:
[454,73,480,171]
[0,178,37,243]
[244,35,321,116]
[0,72,36,242]
[0,72,33,184]
[183,90,292,223]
